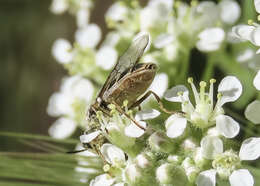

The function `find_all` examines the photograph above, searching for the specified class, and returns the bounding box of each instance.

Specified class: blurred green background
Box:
[0,0,113,152]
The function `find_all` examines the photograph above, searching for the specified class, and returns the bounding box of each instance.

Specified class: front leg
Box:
[129,90,184,115]
[111,101,146,130]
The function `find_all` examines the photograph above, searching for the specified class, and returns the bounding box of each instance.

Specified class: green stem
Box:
[202,54,214,81]
[0,132,78,144]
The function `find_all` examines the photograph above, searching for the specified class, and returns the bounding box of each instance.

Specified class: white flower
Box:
[215,115,240,138]
[140,0,173,32]
[75,24,102,49]
[52,38,73,64]
[232,24,260,53]
[90,174,115,186]
[101,143,125,166]
[196,28,225,52]
[80,130,101,143]
[253,70,260,90]
[148,73,168,98]
[135,109,160,121]
[48,117,76,139]
[164,76,242,136]
[232,25,255,42]
[197,137,260,186]
[47,75,94,119]
[124,121,146,138]
[245,100,260,124]
[105,2,127,23]
[165,114,187,138]
[236,49,255,63]
[239,137,260,160]
[96,46,118,70]
[219,0,240,25]
[154,34,174,49]
[255,0,260,13]
[76,9,90,28]
[124,109,160,138]
[196,169,216,186]
[50,0,68,14]
[200,136,223,159]
[229,169,254,186]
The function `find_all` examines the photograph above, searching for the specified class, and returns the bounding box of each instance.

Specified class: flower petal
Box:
[229,169,254,186]
[255,0,260,13]
[196,169,216,186]
[245,100,260,124]
[50,0,68,14]
[124,121,146,138]
[80,130,101,143]
[164,85,189,102]
[239,137,260,160]
[251,26,260,46]
[90,174,115,186]
[75,24,101,49]
[101,143,125,165]
[105,2,127,22]
[216,115,240,138]
[196,28,225,52]
[217,76,242,106]
[253,70,260,90]
[154,33,174,48]
[135,109,160,121]
[232,25,255,41]
[165,114,187,138]
[76,9,90,28]
[201,136,223,159]
[236,49,254,63]
[52,38,73,64]
[149,73,168,98]
[49,117,76,139]
[96,46,118,70]
[219,0,240,25]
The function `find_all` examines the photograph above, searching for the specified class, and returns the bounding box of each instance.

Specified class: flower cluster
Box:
[47,0,241,139]
[79,77,260,186]
[231,0,260,125]
[47,0,260,185]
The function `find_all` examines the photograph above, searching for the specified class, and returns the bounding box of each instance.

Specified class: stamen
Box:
[103,164,110,172]
[248,19,254,25]
[248,19,259,27]
[178,91,186,103]
[108,104,116,115]
[213,93,223,115]
[188,77,200,104]
[209,79,216,108]
[199,81,207,102]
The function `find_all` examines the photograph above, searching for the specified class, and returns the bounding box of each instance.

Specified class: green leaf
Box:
[0,152,103,186]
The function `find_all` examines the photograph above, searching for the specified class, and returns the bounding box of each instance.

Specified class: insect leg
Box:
[129,90,184,115]
[111,101,146,130]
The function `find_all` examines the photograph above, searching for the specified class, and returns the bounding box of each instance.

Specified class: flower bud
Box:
[156,163,188,185]
[148,132,176,153]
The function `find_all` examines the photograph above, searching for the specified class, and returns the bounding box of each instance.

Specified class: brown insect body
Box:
[104,63,157,107]
[87,34,154,123]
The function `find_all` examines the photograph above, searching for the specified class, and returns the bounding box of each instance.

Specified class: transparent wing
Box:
[97,34,149,98]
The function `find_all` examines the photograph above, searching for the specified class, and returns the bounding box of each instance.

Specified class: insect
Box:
[74,34,178,157]
[87,34,170,130]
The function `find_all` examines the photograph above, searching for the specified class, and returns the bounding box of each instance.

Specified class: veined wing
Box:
[97,34,149,98]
